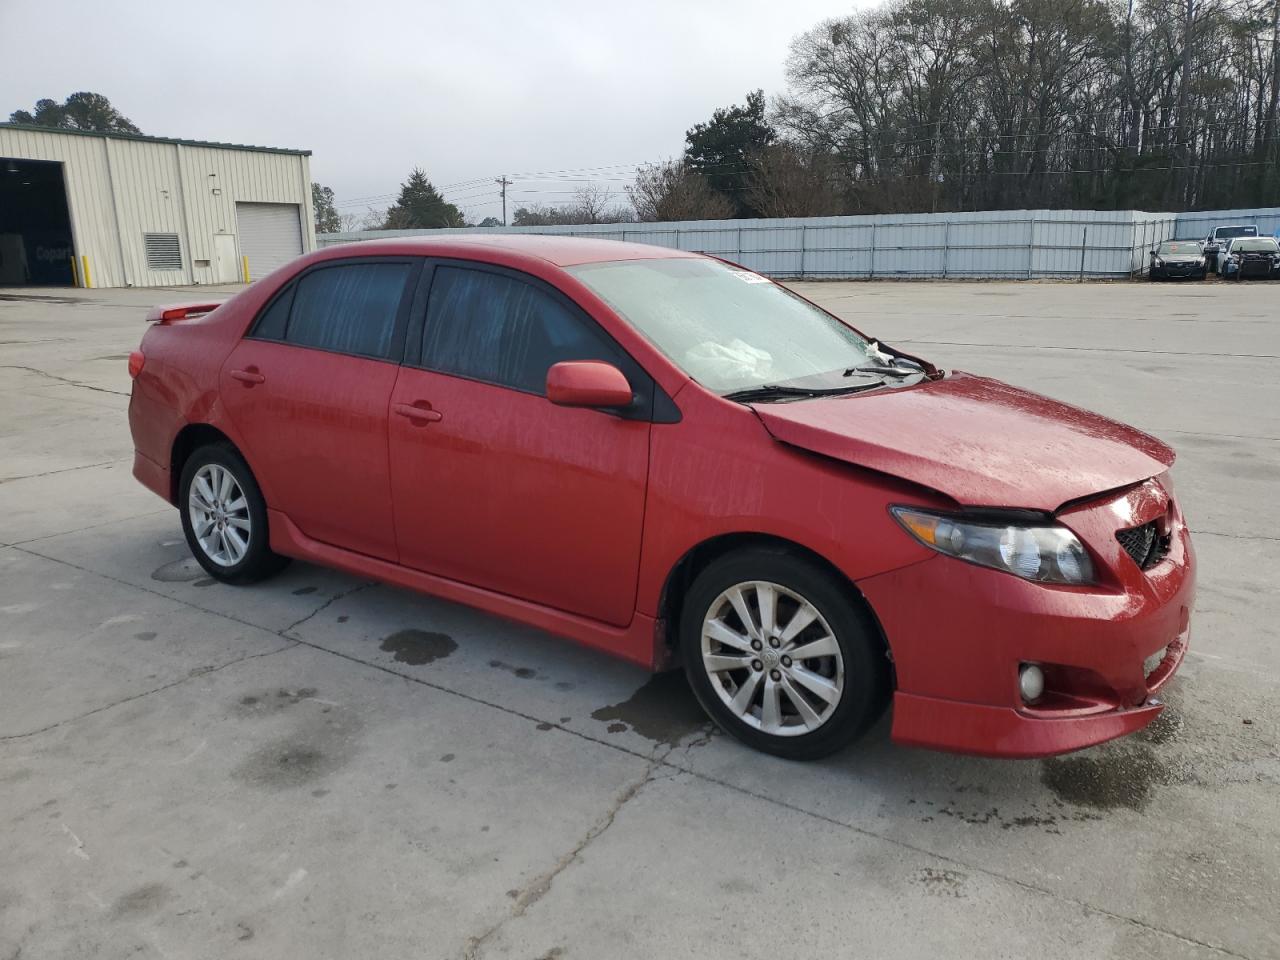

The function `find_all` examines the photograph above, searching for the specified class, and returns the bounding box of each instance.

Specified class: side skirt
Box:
[267,510,662,669]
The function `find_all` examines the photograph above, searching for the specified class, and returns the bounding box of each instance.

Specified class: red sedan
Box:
[127,236,1194,760]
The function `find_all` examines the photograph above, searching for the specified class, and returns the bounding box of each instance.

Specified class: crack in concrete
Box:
[0,458,131,486]
[5,545,1266,959]
[462,750,670,960]
[0,642,298,741]
[281,581,378,635]
[7,509,172,547]
[0,365,130,397]
[1162,428,1280,444]
[1191,529,1280,543]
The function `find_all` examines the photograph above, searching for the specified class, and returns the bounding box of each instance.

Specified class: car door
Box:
[220,257,420,561]
[388,261,654,626]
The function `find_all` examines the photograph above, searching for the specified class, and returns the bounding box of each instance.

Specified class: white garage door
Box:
[235,202,303,281]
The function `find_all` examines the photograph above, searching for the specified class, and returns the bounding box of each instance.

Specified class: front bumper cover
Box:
[859,477,1195,758]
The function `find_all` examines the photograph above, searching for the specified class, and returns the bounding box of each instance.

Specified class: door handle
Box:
[393,401,443,423]
[230,369,265,385]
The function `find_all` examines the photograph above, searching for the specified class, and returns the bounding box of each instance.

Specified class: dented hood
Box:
[751,373,1174,512]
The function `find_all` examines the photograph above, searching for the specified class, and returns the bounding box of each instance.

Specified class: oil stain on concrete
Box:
[231,688,361,789]
[1041,744,1169,811]
[151,557,203,582]
[380,630,456,665]
[111,882,169,917]
[234,740,344,789]
[234,687,319,718]
[911,868,967,898]
[489,659,537,679]
[591,670,707,745]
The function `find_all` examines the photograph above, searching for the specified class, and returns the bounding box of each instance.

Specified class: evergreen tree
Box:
[9,91,142,134]
[684,90,776,217]
[383,168,464,229]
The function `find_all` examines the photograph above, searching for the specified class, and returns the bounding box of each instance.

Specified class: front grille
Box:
[1116,521,1168,570]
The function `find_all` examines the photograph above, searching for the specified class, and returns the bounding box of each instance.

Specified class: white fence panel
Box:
[317,206,1214,280]
[1175,207,1280,239]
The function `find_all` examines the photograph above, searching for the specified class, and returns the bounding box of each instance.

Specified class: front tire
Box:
[679,548,889,760]
[179,443,289,584]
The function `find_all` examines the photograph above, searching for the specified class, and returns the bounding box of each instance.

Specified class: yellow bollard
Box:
[81,255,92,288]
[241,256,250,283]
[70,257,79,287]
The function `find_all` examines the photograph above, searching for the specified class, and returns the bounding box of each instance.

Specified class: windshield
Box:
[1231,238,1279,253]
[1216,226,1257,239]
[567,257,877,392]
[1158,241,1201,255]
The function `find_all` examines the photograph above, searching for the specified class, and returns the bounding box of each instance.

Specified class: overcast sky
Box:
[1,0,864,224]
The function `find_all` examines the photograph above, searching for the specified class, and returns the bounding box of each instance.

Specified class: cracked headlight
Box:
[890,506,1095,585]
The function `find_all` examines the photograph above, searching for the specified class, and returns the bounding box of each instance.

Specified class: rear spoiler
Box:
[145,301,226,324]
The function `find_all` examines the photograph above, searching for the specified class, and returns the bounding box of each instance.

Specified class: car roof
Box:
[327,233,703,268]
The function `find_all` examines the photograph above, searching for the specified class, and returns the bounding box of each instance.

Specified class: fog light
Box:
[1019,664,1045,702]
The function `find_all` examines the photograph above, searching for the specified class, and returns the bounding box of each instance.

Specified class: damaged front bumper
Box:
[858,478,1195,758]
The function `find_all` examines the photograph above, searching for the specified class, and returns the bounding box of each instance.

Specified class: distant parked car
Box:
[1148,240,1206,281]
[1203,225,1258,274]
[1220,236,1280,280]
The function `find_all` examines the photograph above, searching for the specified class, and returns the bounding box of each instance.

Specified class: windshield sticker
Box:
[730,271,771,284]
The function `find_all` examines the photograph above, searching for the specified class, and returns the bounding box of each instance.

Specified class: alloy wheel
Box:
[188,463,251,567]
[699,580,845,737]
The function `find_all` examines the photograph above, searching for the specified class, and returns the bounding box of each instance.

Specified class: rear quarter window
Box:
[251,286,294,340]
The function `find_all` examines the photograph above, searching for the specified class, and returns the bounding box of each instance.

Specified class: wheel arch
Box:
[170,423,239,503]
[655,532,894,677]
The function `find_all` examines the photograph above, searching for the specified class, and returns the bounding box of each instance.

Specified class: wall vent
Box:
[143,233,182,271]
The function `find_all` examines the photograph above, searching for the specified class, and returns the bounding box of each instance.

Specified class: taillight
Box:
[128,350,145,379]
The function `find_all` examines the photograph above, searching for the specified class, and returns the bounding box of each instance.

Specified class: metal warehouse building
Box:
[0,124,315,288]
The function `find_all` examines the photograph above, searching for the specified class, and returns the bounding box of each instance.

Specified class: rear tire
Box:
[179,443,289,584]
[679,547,889,761]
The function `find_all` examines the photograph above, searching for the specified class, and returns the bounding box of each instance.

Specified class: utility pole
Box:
[495,176,513,226]
[1175,0,1195,206]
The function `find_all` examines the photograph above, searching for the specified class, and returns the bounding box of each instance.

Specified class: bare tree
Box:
[773,0,1280,212]
[627,161,736,221]
[359,206,389,230]
[746,145,843,217]
[572,184,625,223]
[510,186,633,226]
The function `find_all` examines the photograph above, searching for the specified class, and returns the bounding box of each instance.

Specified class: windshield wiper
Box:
[844,364,921,378]
[723,381,884,403]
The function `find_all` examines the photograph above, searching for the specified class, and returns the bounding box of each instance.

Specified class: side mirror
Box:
[546,360,633,409]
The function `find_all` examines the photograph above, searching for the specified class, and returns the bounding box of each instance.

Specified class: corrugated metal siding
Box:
[1173,207,1280,239]
[106,137,189,286]
[320,208,1184,280]
[0,127,313,288]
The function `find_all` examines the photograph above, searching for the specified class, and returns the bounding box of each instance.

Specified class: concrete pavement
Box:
[1,279,1276,959]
